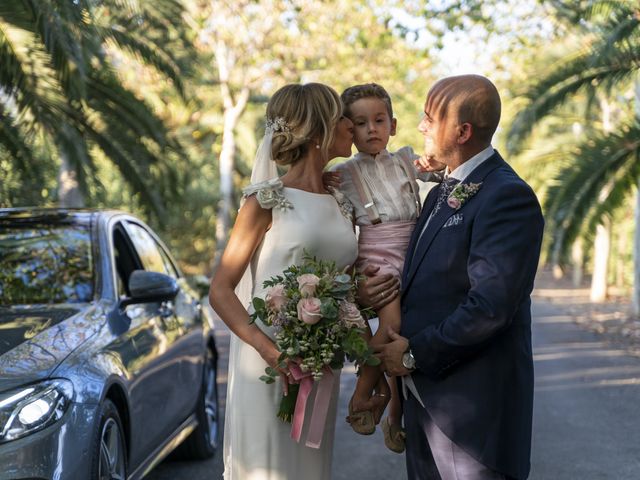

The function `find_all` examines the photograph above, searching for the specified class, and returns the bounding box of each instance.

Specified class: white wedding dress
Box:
[223,179,358,480]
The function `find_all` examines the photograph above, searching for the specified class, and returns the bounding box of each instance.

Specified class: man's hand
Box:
[373,328,412,377]
[357,265,399,310]
[415,155,446,173]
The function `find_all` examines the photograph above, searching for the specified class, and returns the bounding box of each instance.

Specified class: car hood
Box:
[0,304,104,392]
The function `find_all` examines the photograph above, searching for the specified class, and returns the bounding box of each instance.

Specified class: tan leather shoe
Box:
[382,416,406,453]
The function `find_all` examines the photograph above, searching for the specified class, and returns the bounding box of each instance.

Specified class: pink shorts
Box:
[356,220,416,282]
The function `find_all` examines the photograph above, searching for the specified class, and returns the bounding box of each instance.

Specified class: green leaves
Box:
[503,0,640,270]
[319,297,338,319]
[507,1,640,155]
[544,121,640,264]
[260,366,279,384]
[0,0,192,217]
[252,251,374,390]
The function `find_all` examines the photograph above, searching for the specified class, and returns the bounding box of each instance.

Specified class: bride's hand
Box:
[258,342,293,395]
[357,265,399,310]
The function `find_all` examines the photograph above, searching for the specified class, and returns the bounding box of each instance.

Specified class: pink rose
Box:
[297,273,320,297]
[447,196,461,209]
[297,297,322,325]
[265,284,287,312]
[339,301,366,329]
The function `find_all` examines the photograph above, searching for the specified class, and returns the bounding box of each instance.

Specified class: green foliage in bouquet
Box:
[249,251,378,422]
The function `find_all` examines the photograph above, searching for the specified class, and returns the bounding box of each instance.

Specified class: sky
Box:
[386,1,557,78]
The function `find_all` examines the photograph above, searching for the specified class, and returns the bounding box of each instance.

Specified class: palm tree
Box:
[0,0,192,217]
[507,0,640,304]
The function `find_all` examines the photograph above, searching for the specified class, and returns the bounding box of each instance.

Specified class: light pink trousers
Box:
[356,220,416,283]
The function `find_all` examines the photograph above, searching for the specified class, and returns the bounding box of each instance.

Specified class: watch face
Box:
[403,352,415,369]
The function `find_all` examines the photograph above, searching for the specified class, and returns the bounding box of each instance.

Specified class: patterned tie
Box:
[430,176,460,218]
[410,176,461,263]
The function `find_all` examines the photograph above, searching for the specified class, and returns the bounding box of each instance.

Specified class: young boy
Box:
[332,83,443,452]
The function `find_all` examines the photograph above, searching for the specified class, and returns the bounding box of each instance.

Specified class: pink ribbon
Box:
[289,364,335,449]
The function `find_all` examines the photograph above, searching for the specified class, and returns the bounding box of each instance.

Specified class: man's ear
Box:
[390,118,397,136]
[457,122,473,144]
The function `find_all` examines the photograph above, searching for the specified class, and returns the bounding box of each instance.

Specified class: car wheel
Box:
[175,347,218,459]
[91,399,127,480]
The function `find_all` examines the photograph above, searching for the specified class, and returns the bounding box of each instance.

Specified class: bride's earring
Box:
[315,144,320,149]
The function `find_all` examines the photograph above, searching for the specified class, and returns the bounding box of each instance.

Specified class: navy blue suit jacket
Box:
[401,151,544,479]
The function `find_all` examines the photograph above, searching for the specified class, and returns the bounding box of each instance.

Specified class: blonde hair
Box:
[266,83,343,167]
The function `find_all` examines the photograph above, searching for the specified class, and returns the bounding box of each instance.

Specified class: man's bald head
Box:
[426,75,501,146]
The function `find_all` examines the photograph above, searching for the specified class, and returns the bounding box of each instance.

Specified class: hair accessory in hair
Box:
[265,116,291,134]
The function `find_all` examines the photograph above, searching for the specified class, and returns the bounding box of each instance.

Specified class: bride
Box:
[209,83,359,479]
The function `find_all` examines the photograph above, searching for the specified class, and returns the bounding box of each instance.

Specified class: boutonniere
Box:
[447,182,482,210]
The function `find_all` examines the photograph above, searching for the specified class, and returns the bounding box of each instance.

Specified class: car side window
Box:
[124,222,171,276]
[157,246,179,279]
[112,224,142,298]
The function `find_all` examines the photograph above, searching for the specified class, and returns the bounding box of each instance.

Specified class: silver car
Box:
[0,208,218,479]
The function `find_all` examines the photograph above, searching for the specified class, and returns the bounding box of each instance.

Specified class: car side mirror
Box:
[122,270,179,307]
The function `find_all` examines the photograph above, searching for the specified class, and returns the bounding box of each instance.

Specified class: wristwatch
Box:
[402,349,416,371]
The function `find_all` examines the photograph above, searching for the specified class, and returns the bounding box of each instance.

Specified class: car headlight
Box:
[0,379,74,443]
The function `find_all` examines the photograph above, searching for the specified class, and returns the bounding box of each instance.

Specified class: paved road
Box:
[148,295,640,479]
[529,299,640,479]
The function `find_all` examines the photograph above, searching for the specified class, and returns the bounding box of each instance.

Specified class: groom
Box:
[373,75,544,479]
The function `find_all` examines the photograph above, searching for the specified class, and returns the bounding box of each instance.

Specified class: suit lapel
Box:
[402,186,440,285]
[404,152,506,290]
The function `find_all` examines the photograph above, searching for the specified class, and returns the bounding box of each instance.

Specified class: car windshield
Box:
[0,224,94,305]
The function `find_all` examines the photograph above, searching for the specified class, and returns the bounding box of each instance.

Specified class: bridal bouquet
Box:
[250,252,377,447]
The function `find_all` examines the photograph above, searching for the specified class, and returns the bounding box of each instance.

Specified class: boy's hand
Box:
[415,155,446,173]
[322,170,341,190]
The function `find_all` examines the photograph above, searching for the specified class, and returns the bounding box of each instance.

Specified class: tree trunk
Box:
[589,97,614,301]
[571,239,584,287]
[57,154,84,208]
[214,106,241,260]
[550,229,565,279]
[633,183,640,316]
[633,80,640,316]
[212,39,251,271]
[615,220,627,289]
[590,218,611,302]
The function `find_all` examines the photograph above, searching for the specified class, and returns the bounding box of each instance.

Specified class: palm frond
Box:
[52,121,93,197]
[0,105,35,173]
[0,0,192,213]
[102,27,186,98]
[137,0,189,46]
[83,118,166,218]
[0,20,76,135]
[581,155,639,240]
[508,46,640,153]
[544,121,640,262]
[8,0,96,102]
[508,0,640,154]
[86,68,176,149]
